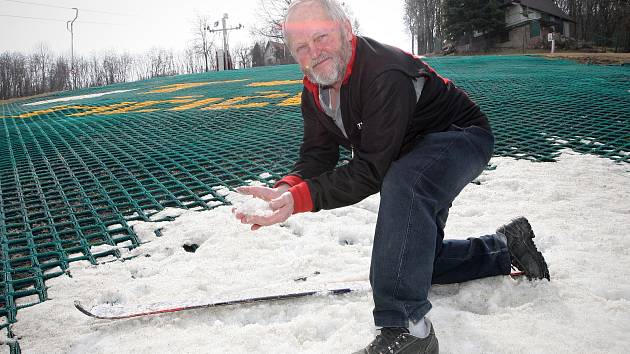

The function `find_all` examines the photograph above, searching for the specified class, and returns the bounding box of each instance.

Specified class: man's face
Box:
[285,2,352,86]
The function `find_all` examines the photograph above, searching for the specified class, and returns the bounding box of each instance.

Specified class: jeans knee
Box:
[381,161,411,195]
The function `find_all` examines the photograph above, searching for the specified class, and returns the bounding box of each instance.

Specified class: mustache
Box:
[308,55,332,68]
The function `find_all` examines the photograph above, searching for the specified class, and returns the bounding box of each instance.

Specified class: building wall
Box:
[263,43,294,66]
[496,25,530,49]
[505,4,543,27]
[495,4,546,50]
[495,24,550,50]
[263,46,278,66]
[505,4,527,27]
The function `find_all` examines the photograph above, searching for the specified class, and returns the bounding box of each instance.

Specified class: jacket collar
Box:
[341,34,357,85]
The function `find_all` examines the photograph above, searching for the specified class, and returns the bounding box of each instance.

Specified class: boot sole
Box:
[498,217,550,281]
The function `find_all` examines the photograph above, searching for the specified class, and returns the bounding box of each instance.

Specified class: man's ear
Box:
[342,19,353,41]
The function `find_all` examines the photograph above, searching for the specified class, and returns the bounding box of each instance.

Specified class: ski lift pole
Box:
[206,14,243,70]
[66,8,78,89]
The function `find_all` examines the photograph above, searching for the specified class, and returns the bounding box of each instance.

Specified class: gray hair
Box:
[282,0,350,47]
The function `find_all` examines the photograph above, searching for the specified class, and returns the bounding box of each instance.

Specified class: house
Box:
[263,41,295,66]
[451,0,575,52]
[496,0,575,50]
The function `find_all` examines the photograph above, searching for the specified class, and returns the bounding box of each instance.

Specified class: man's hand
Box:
[233,185,294,231]
[235,184,289,201]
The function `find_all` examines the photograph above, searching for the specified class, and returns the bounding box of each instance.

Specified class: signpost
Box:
[548,32,555,53]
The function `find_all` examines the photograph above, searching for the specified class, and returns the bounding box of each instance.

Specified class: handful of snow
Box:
[233,197,274,217]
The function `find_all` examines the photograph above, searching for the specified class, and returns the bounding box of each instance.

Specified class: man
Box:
[234,0,550,352]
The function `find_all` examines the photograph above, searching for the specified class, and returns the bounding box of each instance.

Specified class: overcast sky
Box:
[0,0,412,56]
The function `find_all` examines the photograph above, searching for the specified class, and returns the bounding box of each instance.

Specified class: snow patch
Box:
[89,244,120,254]
[23,89,138,106]
[149,207,187,221]
[11,150,630,354]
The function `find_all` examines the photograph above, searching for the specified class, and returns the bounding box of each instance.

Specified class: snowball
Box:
[234,197,273,217]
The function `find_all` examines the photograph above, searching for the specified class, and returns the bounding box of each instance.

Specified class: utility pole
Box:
[222,13,228,68]
[206,13,243,70]
[66,8,78,89]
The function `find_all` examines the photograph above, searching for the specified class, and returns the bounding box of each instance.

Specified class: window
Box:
[530,20,541,37]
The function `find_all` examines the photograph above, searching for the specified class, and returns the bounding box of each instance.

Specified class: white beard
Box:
[304,41,351,86]
[305,57,343,86]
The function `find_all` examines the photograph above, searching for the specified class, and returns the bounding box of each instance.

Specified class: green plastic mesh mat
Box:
[0,55,628,351]
[429,55,629,162]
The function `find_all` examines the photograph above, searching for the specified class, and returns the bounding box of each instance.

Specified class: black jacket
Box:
[287,36,490,212]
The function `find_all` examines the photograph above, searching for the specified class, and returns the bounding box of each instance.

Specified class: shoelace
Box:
[368,328,409,354]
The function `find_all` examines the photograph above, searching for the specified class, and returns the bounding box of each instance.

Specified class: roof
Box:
[508,0,574,22]
[265,41,287,53]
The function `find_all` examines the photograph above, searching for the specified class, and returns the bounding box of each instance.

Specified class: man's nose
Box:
[309,42,322,59]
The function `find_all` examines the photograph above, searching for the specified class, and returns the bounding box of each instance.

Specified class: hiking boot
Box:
[352,325,439,354]
[497,217,550,281]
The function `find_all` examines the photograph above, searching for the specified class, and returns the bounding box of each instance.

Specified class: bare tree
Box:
[404,0,443,55]
[30,43,51,92]
[74,56,91,88]
[119,54,134,82]
[251,0,292,40]
[0,53,13,99]
[89,54,106,87]
[404,1,420,53]
[182,44,206,74]
[102,51,118,85]
[150,48,178,78]
[0,52,28,99]
[1,47,176,99]
[49,56,71,92]
[193,14,216,72]
[555,0,630,50]
[232,43,253,69]
[97,51,133,85]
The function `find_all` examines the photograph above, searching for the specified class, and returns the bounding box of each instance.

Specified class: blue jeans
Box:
[370,124,511,328]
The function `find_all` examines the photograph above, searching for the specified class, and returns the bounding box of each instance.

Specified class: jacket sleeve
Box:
[307,70,417,211]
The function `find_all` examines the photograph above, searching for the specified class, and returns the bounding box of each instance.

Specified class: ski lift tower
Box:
[206,13,243,70]
[66,8,78,89]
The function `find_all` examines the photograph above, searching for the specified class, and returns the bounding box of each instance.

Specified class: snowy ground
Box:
[10,150,630,354]
[22,89,138,106]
